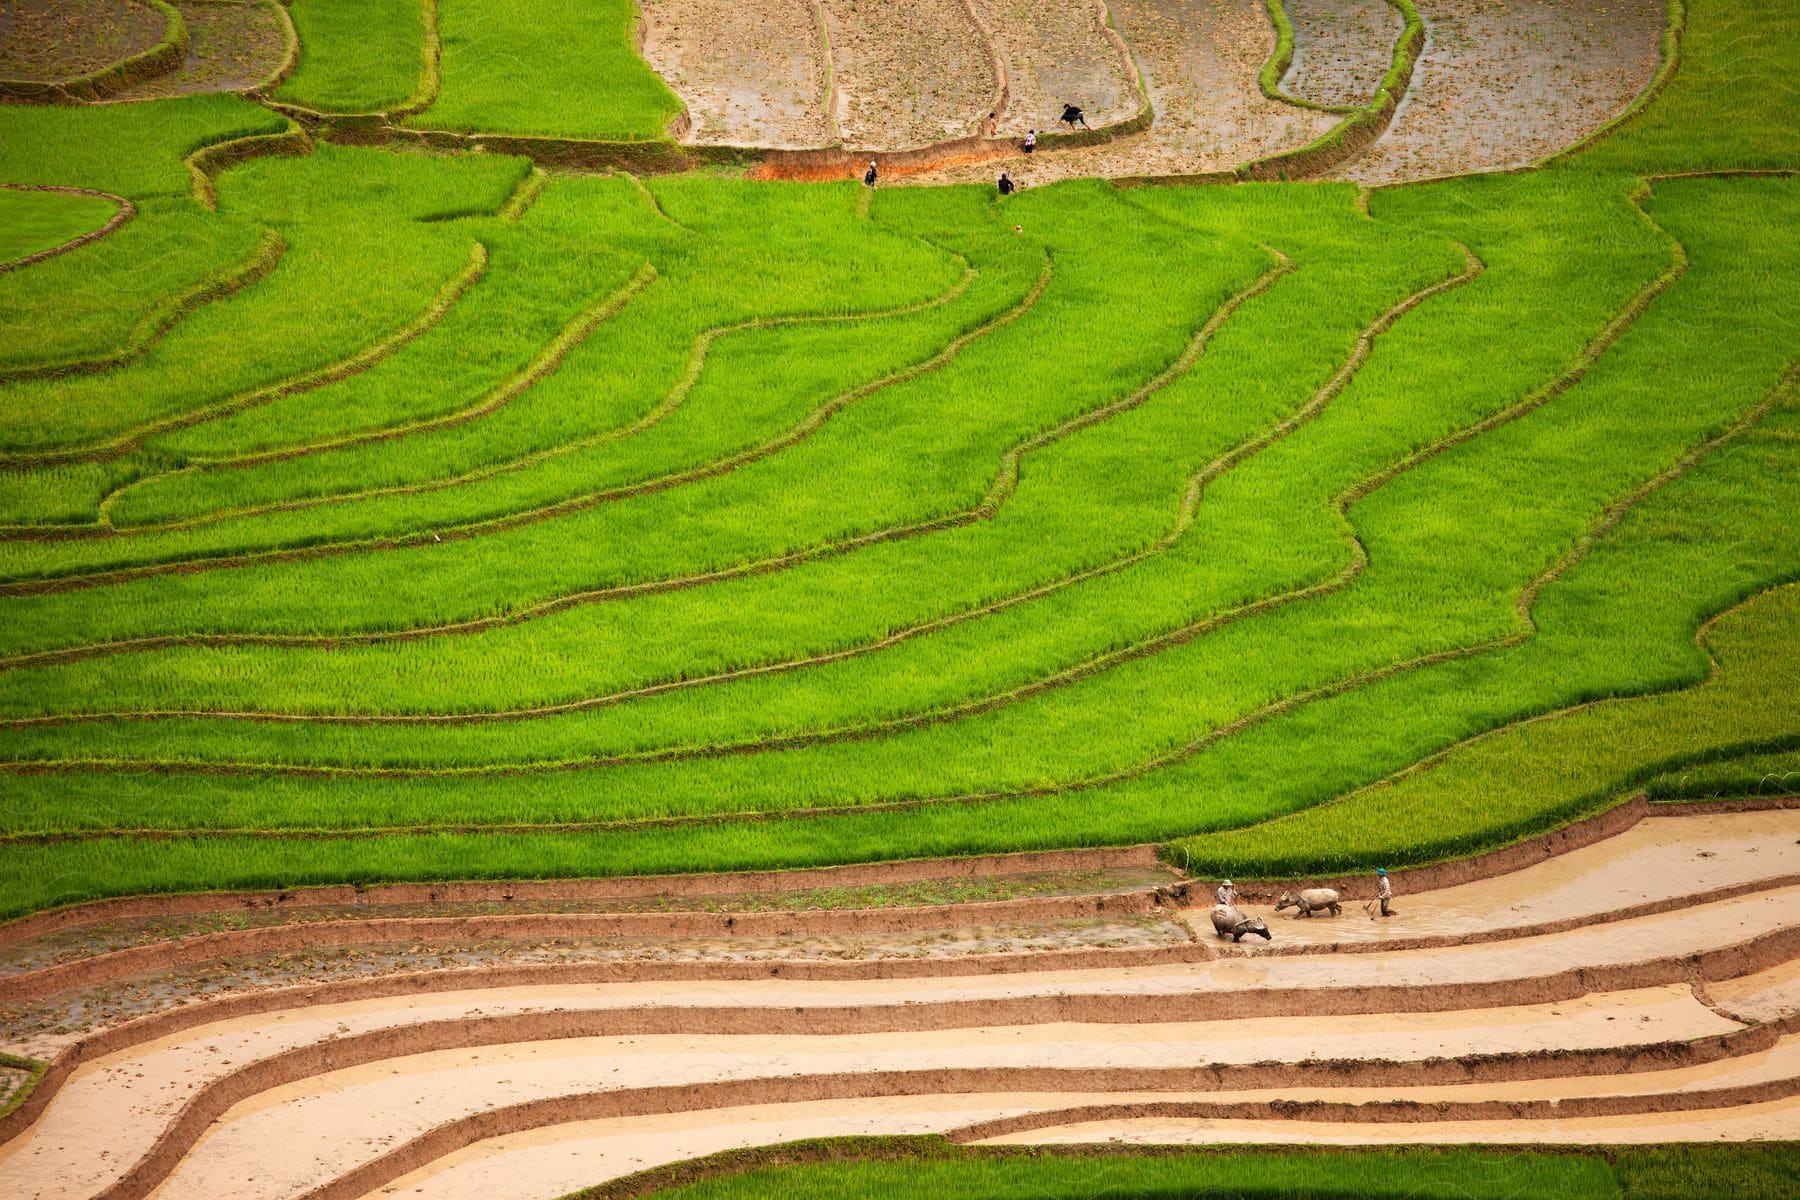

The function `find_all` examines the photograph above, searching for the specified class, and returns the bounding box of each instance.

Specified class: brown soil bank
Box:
[639,0,834,148]
[1285,0,1404,108]
[1343,0,1664,182]
[0,0,165,82]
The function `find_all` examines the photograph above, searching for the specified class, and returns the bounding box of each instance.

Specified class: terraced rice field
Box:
[3,0,1800,1194]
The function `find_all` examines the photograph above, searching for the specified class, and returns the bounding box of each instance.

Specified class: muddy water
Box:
[640,0,834,147]
[990,1094,1800,1144]
[986,0,1138,134]
[1189,810,1800,947]
[0,0,165,82]
[821,0,996,149]
[366,1095,1052,1200]
[378,1038,1800,1198]
[1285,0,1404,108]
[915,0,1333,185]
[141,987,1730,1200]
[1342,0,1664,182]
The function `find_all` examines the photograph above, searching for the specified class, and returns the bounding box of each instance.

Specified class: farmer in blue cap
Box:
[1376,868,1394,917]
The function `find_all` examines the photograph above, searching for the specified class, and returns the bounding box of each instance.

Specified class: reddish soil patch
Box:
[1285,0,1404,108]
[986,0,1137,135]
[820,0,996,150]
[0,0,165,82]
[640,0,833,148]
[1343,0,1664,183]
[109,0,288,99]
[915,0,1333,185]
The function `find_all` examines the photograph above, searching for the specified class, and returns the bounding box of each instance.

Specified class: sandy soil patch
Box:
[1285,0,1403,108]
[0,0,165,82]
[914,0,1333,185]
[640,0,833,148]
[1342,0,1664,183]
[820,0,996,150]
[108,0,287,99]
[985,0,1138,135]
[1196,809,1800,947]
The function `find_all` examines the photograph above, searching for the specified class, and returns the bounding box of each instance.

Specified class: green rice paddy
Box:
[1,0,1798,921]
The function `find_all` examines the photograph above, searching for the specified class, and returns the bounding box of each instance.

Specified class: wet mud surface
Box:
[0,0,165,82]
[821,0,996,150]
[915,0,1332,185]
[108,0,288,100]
[1285,0,1403,108]
[1343,0,1664,182]
[0,910,1189,1055]
[640,0,833,147]
[987,0,1137,135]
[0,867,1174,976]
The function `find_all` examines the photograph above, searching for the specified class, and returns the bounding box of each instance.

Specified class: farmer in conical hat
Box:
[863,159,878,187]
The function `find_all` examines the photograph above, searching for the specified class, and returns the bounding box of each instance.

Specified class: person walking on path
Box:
[863,159,878,187]
[1215,879,1237,907]
[997,172,1015,195]
[1023,129,1037,154]
[987,110,999,137]
[1376,868,1395,917]
[1060,103,1089,129]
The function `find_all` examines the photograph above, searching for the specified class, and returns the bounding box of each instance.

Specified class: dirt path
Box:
[639,0,834,148]
[909,0,1333,185]
[1342,0,1664,183]
[0,0,164,82]
[1284,0,1403,108]
[820,0,996,150]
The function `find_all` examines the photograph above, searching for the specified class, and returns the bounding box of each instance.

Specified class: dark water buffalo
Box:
[1210,904,1272,941]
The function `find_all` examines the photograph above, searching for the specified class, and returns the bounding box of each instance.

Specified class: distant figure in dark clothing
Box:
[1060,104,1089,129]
[997,172,1015,195]
[1023,129,1037,154]
[863,159,878,187]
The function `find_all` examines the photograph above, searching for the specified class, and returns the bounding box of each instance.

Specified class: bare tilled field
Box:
[1343,0,1665,183]
[639,0,833,147]
[821,0,998,150]
[109,0,289,101]
[4,806,1800,1200]
[983,0,1138,135]
[0,0,165,82]
[917,0,1335,184]
[1285,0,1405,108]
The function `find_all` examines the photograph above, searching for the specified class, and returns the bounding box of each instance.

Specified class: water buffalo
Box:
[1274,887,1342,917]
[1210,904,1272,941]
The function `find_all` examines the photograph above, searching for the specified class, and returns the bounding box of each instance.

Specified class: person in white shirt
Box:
[1215,879,1236,907]
[1376,868,1394,917]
